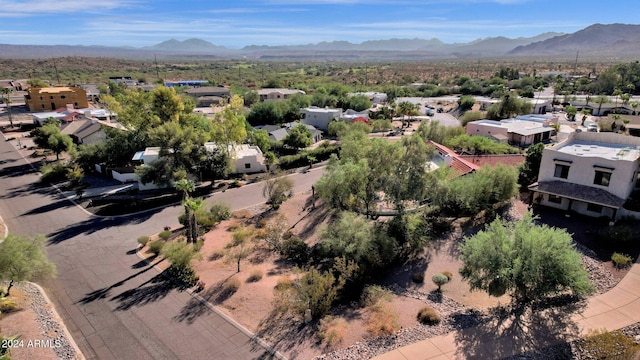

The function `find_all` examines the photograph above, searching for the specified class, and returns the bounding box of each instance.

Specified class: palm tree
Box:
[183,197,203,244]
[395,101,418,129]
[613,88,623,112]
[550,123,561,141]
[0,86,14,128]
[534,86,544,114]
[174,178,195,200]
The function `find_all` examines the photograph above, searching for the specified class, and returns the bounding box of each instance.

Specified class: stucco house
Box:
[528,132,640,220]
[466,114,557,147]
[300,106,342,132]
[204,143,267,174]
[257,88,305,102]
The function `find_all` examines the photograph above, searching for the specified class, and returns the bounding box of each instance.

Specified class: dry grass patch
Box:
[366,301,400,336]
[318,316,348,349]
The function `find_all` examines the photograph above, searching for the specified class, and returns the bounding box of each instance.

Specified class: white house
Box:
[204,143,267,174]
[528,132,640,220]
[300,106,342,132]
[466,114,557,146]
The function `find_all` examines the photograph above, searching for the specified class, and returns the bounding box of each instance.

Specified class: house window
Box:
[60,95,66,99]
[587,203,603,213]
[593,171,611,186]
[244,163,251,169]
[548,194,562,204]
[50,96,54,99]
[554,164,570,179]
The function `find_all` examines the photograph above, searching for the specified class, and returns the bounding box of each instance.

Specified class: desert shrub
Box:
[432,273,450,291]
[580,329,640,359]
[360,285,393,307]
[137,236,150,246]
[611,252,633,269]
[209,249,224,261]
[210,203,231,222]
[412,272,425,283]
[274,276,294,291]
[256,218,269,229]
[247,269,264,283]
[280,236,310,265]
[367,301,400,336]
[194,239,205,252]
[147,241,164,255]
[166,264,199,288]
[40,163,69,183]
[221,277,241,298]
[158,230,172,241]
[318,316,347,349]
[442,270,454,281]
[417,306,442,325]
[459,111,484,126]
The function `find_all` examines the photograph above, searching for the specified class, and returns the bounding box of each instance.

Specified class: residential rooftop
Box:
[556,141,640,161]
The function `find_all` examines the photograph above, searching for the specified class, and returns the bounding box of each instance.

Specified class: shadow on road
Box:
[77,258,164,304]
[46,210,161,244]
[110,269,182,311]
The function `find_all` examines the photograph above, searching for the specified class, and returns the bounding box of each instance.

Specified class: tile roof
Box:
[427,141,480,177]
[528,180,627,208]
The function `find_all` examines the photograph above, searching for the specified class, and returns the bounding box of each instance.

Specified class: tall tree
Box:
[210,94,248,154]
[395,101,418,128]
[31,124,75,161]
[283,124,313,149]
[459,213,593,303]
[0,86,13,128]
[0,235,56,296]
[152,86,185,123]
[518,142,545,188]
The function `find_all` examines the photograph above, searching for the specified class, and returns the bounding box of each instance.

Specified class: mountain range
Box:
[1,23,640,60]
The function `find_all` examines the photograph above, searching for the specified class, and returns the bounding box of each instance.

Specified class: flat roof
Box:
[556,141,640,161]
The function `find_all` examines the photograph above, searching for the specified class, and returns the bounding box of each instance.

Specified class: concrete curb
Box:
[135,242,287,360]
[29,282,86,360]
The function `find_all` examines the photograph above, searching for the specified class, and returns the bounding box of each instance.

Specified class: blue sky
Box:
[1,0,639,48]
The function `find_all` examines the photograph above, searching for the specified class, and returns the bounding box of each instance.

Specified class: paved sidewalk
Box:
[374,259,640,359]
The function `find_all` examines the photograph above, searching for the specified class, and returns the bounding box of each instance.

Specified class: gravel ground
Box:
[16,282,80,360]
[316,243,635,360]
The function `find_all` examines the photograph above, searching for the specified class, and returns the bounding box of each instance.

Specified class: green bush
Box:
[432,273,450,291]
[417,306,441,325]
[247,269,263,283]
[280,236,310,265]
[40,163,69,183]
[147,241,164,255]
[137,236,150,246]
[158,230,172,241]
[611,252,633,269]
[166,264,199,288]
[599,224,633,245]
[412,272,425,283]
[360,285,393,307]
[210,203,231,222]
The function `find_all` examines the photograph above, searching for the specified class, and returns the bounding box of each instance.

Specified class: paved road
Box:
[0,136,322,360]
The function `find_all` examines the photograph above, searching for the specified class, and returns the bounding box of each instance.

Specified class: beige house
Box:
[258,88,305,102]
[529,132,640,220]
[300,106,342,132]
[466,115,557,146]
[25,86,89,112]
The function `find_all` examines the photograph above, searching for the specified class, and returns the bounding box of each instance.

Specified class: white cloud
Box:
[0,0,139,16]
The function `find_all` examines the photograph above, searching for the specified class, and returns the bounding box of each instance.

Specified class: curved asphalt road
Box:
[0,137,323,360]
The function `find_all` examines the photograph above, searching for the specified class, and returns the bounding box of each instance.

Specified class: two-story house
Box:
[528,132,640,220]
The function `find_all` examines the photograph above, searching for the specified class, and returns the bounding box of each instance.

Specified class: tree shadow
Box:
[46,210,160,244]
[252,309,318,359]
[110,269,182,311]
[173,274,237,324]
[77,258,164,304]
[453,298,586,359]
[295,204,332,241]
[0,181,50,199]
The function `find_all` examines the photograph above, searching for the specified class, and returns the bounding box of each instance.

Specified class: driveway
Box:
[0,135,326,359]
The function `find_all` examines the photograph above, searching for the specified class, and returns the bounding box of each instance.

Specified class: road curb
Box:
[29,282,86,360]
[135,243,287,360]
